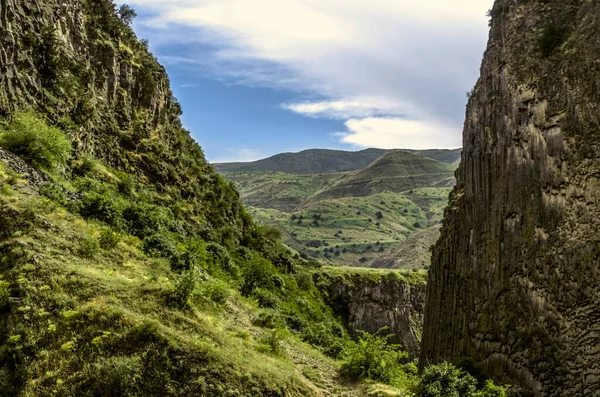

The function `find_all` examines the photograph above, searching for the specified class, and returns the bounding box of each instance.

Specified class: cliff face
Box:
[315,269,426,358]
[0,0,248,242]
[421,0,600,395]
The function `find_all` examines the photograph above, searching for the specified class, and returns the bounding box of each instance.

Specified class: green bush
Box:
[199,279,230,306]
[0,280,10,309]
[0,111,72,170]
[340,328,409,385]
[170,239,207,272]
[171,265,203,306]
[142,233,177,259]
[100,229,122,249]
[80,192,123,227]
[79,237,100,258]
[252,288,281,309]
[240,254,275,296]
[88,356,142,396]
[259,328,287,356]
[416,362,508,397]
[39,183,68,206]
[123,203,174,238]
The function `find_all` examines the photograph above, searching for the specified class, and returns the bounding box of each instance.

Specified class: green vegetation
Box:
[416,363,507,397]
[341,329,415,387]
[0,111,72,171]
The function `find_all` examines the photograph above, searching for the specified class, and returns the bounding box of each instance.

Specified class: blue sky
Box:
[121,0,493,162]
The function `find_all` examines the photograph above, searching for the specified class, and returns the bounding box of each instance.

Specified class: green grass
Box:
[0,164,368,396]
[245,189,451,268]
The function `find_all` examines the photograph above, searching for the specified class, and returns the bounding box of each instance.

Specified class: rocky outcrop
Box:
[315,268,426,358]
[0,0,249,242]
[421,1,600,396]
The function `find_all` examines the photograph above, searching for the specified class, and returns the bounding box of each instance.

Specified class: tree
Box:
[375,211,383,219]
[118,4,137,26]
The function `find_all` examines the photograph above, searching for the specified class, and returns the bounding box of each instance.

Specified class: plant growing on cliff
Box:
[0,111,72,171]
[341,328,414,387]
[416,362,507,397]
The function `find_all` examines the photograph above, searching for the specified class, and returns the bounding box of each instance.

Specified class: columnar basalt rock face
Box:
[315,270,426,358]
[421,1,600,395]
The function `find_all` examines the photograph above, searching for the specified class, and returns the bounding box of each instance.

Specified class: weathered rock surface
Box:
[0,0,248,240]
[315,269,426,358]
[421,1,600,396]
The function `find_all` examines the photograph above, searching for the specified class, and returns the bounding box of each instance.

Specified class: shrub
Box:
[171,266,203,306]
[0,280,9,309]
[416,362,508,397]
[89,356,142,395]
[123,203,174,238]
[259,328,287,356]
[0,111,72,170]
[340,328,409,385]
[539,24,566,57]
[80,192,123,227]
[295,272,313,291]
[100,229,122,249]
[199,279,230,306]
[240,254,275,296]
[142,233,177,259]
[252,289,281,309]
[40,183,68,206]
[79,237,100,258]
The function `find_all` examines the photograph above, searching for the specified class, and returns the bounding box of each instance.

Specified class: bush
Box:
[40,183,68,206]
[79,237,100,258]
[340,328,409,385]
[171,266,203,306]
[100,229,122,249]
[80,192,123,227]
[416,362,508,397]
[0,280,9,310]
[199,279,230,306]
[142,233,177,259]
[259,328,287,356]
[252,288,281,309]
[0,111,72,170]
[240,254,275,296]
[123,203,174,238]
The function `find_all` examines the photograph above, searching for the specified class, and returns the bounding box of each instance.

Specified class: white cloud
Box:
[209,148,266,163]
[126,0,493,148]
[335,117,461,150]
[282,98,404,119]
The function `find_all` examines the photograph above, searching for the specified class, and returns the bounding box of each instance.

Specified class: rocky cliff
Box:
[421,0,600,395]
[315,268,426,358]
[0,0,248,243]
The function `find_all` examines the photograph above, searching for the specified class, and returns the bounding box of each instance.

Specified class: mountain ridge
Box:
[214,148,461,174]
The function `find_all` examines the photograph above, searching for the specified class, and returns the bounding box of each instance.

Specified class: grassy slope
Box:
[0,162,376,397]
[246,188,451,268]
[227,151,455,268]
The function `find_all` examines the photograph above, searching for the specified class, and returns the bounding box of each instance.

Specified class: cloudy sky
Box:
[122,0,493,162]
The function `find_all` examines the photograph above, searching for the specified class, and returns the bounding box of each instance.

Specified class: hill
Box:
[0,1,423,395]
[310,150,456,201]
[214,148,461,174]
[226,150,456,268]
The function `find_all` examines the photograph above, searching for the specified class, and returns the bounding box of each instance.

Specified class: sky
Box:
[120,0,493,162]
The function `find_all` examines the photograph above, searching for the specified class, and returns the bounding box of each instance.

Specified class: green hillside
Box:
[214,148,461,175]
[225,150,456,268]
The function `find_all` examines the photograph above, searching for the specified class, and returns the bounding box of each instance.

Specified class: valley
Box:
[218,149,458,268]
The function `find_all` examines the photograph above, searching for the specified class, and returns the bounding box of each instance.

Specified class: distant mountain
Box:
[310,150,456,202]
[213,147,461,174]
[223,148,456,268]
